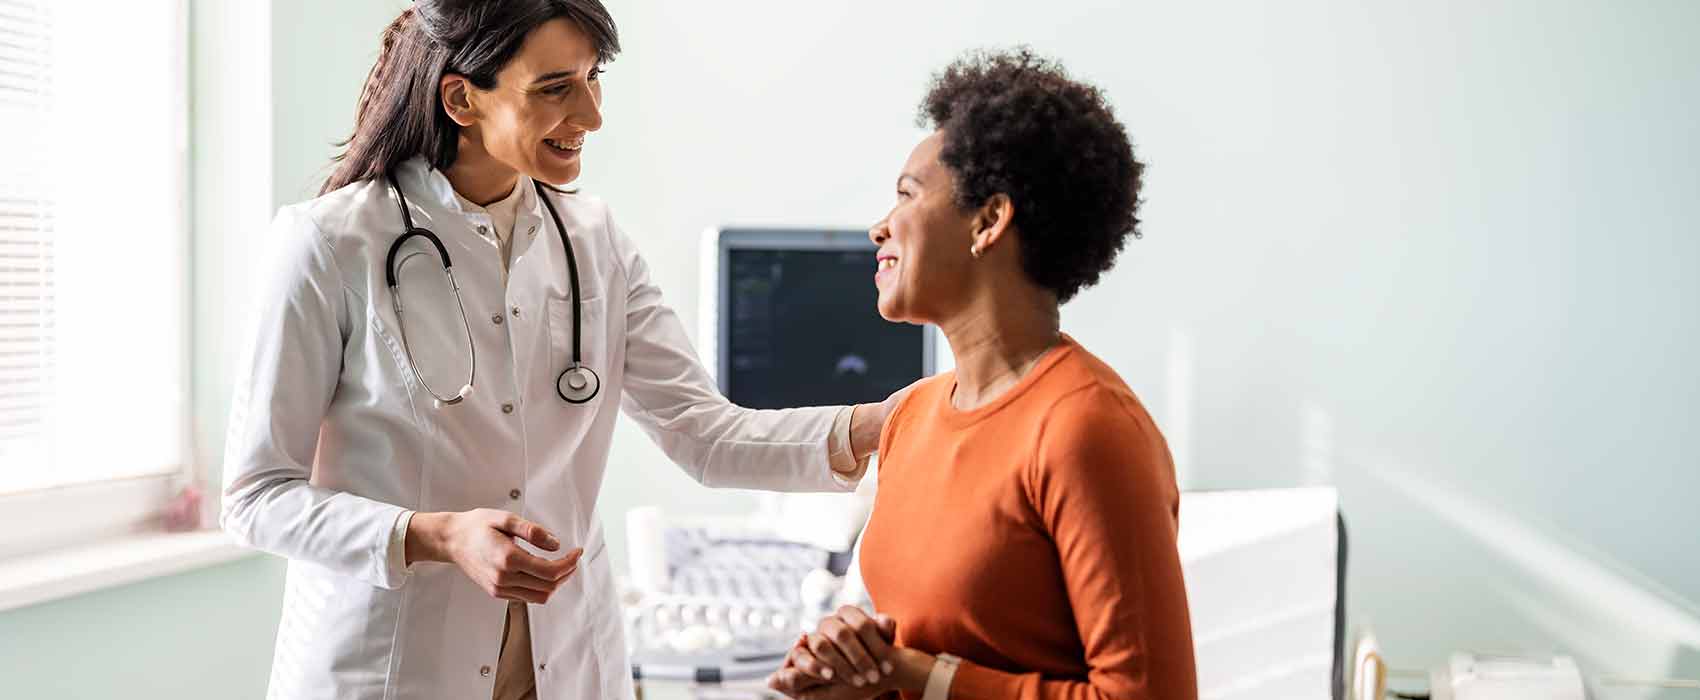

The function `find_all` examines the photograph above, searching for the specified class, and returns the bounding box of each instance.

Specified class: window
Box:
[0,0,188,558]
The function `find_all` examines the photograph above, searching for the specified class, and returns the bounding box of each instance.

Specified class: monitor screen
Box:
[720,236,929,409]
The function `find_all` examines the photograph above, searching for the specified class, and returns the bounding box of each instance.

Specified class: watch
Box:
[921,653,961,700]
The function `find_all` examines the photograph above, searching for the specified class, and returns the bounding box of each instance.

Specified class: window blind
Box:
[0,0,54,475]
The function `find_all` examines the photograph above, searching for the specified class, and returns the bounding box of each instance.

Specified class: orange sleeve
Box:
[949,386,1197,700]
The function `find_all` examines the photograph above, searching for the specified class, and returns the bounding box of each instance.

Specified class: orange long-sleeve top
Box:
[859,335,1198,700]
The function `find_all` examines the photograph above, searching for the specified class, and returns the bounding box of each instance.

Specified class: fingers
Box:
[484,540,583,604]
[495,513,561,552]
[807,631,868,688]
[481,559,577,604]
[491,567,566,594]
[507,546,583,581]
[770,636,834,697]
[766,670,797,696]
[767,662,829,696]
[767,669,818,698]
[456,511,593,605]
[835,606,896,676]
[819,613,882,685]
[791,640,839,684]
[876,613,897,640]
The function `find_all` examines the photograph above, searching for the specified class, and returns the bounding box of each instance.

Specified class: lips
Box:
[874,253,898,284]
[543,136,584,153]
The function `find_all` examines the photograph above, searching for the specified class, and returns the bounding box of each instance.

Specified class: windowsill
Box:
[0,530,257,613]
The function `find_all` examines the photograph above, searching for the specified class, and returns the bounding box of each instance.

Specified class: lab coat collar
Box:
[396,156,543,226]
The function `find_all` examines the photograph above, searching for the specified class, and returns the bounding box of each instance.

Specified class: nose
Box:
[868,216,890,246]
[571,81,604,132]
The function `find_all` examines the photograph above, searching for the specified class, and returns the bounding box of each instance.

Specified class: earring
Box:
[970,244,983,259]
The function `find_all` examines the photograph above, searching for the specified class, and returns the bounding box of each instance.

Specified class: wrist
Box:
[890,647,936,693]
[405,511,453,565]
[848,402,883,460]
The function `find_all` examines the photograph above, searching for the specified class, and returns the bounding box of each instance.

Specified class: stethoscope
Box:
[384,173,601,408]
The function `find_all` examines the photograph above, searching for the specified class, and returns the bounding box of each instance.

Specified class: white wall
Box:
[175,0,1698,696]
[577,0,1700,691]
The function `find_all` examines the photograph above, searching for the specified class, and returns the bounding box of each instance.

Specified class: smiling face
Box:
[868,131,982,326]
[455,17,605,186]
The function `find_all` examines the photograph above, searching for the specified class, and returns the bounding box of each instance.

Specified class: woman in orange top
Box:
[768,48,1198,700]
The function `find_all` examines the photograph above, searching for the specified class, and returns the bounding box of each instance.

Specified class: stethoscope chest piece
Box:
[558,364,601,404]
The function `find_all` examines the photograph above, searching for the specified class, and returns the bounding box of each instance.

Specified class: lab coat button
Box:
[491,313,504,326]
[509,489,521,500]
[501,403,515,414]
[527,225,538,237]
[479,665,491,677]
[511,306,521,318]
[538,663,547,672]
[477,225,490,236]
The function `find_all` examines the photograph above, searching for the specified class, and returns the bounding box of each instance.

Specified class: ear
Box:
[439,73,479,127]
[970,193,1015,255]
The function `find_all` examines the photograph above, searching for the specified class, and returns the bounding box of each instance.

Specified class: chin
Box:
[876,295,912,324]
[520,151,580,187]
[537,162,580,187]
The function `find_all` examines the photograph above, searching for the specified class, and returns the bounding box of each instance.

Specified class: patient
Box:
[768,48,1197,700]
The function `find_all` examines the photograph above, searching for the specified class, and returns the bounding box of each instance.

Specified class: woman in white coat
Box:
[220,2,902,698]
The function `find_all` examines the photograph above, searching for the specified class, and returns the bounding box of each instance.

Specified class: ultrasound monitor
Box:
[699,228,935,407]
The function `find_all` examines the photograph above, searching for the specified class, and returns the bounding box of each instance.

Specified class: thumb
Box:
[497,514,560,551]
[876,613,897,639]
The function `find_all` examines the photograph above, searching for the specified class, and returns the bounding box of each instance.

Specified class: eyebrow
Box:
[529,70,579,86]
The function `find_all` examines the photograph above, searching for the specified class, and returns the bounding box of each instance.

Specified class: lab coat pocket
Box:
[365,302,449,435]
[547,294,607,401]
[364,304,415,389]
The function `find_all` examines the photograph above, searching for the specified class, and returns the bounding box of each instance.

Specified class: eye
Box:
[589,67,604,81]
[896,187,911,200]
[544,82,572,97]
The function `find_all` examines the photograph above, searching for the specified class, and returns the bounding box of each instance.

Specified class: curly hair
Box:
[919,47,1142,303]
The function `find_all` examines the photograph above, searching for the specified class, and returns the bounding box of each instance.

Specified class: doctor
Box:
[220,1,901,699]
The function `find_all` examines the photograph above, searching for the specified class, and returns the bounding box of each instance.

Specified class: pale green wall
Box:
[0,557,285,697]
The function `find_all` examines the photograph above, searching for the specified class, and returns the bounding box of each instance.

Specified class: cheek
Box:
[898,209,974,302]
[887,215,939,296]
[479,108,524,154]
[494,103,543,144]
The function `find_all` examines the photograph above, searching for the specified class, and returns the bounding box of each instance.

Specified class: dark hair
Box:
[321,0,620,195]
[919,47,1142,303]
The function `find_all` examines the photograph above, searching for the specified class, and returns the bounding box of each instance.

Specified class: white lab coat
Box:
[221,158,850,700]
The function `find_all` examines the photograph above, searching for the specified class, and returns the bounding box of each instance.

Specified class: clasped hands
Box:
[766,606,934,699]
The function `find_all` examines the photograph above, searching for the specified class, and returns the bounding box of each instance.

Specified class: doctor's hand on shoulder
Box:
[404,509,583,605]
[849,379,922,458]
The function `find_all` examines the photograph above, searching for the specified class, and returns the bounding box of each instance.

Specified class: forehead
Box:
[501,17,599,80]
[904,131,946,176]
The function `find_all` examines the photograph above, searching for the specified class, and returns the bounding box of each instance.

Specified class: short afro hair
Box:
[919,47,1142,303]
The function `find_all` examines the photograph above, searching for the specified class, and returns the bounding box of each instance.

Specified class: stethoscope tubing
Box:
[383,172,600,406]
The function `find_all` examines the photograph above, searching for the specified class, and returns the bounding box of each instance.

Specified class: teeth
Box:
[547,138,584,151]
[877,258,897,271]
